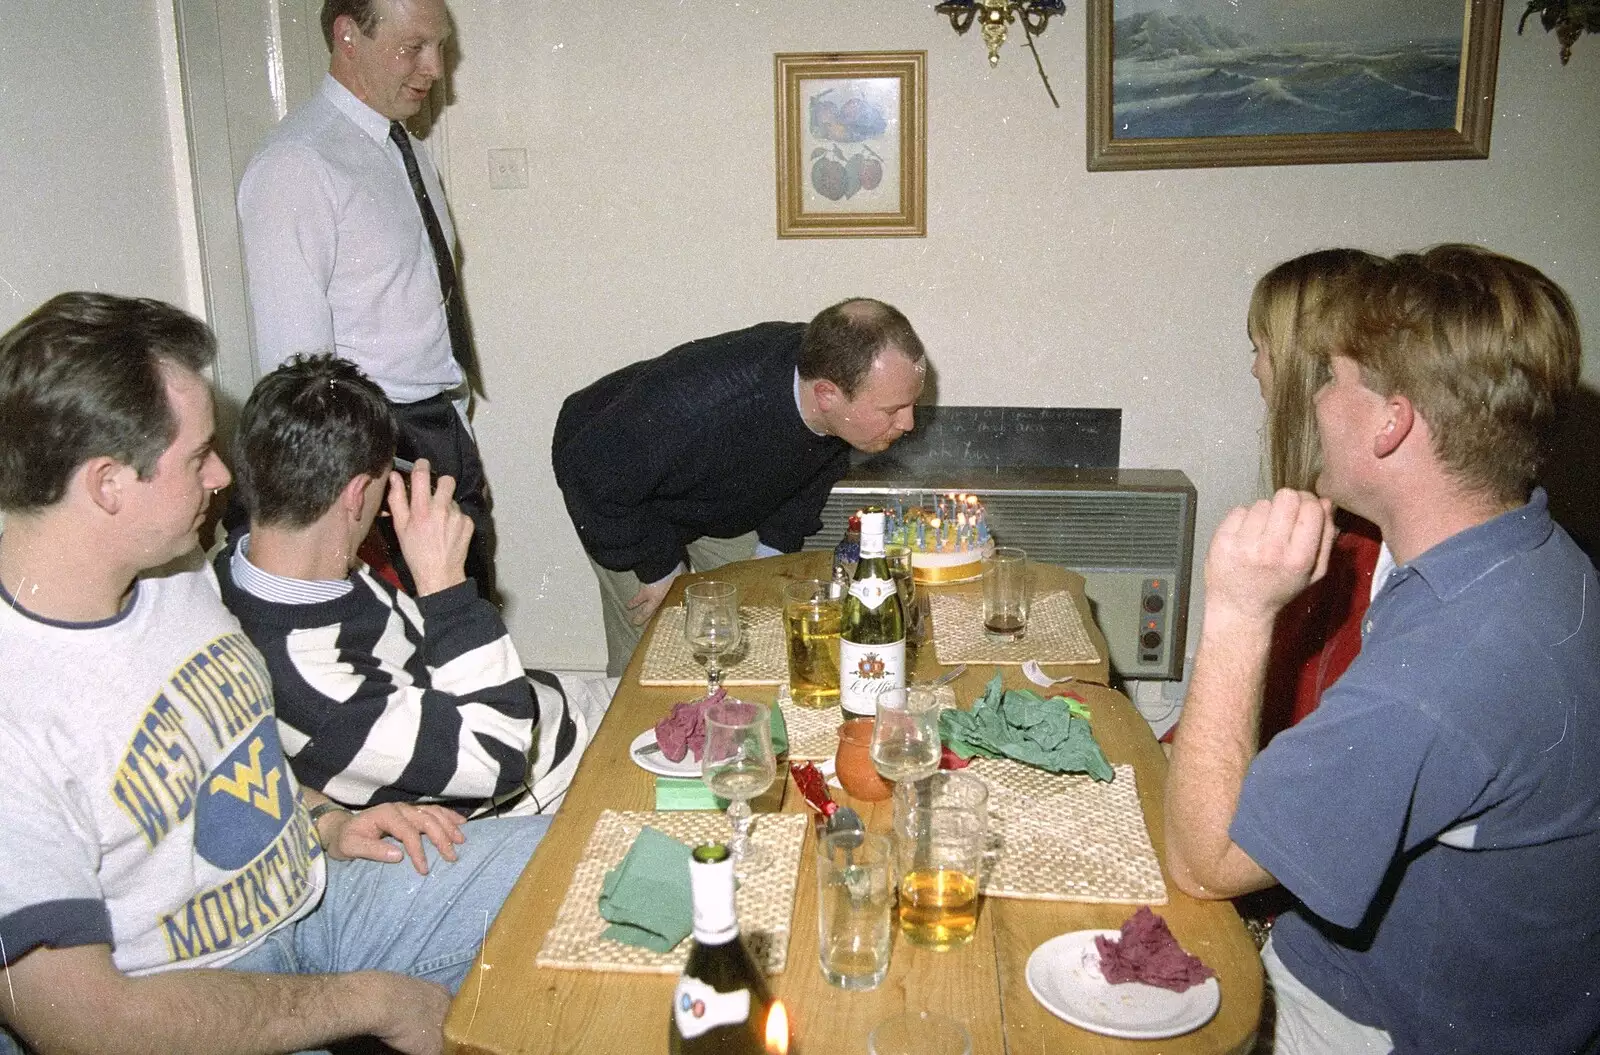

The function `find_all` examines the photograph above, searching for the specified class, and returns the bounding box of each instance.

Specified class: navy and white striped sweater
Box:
[216,543,579,816]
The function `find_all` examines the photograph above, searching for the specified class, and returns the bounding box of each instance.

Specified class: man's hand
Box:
[321,802,468,875]
[388,459,472,597]
[626,565,682,627]
[1204,488,1336,626]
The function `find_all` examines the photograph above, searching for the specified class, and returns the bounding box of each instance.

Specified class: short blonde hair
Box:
[1249,249,1384,491]
[1319,244,1581,504]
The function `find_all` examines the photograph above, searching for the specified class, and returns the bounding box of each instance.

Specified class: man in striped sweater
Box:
[218,354,583,818]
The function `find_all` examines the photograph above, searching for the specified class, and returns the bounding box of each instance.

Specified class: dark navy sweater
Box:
[551,322,851,582]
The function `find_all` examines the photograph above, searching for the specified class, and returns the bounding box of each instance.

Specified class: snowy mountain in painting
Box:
[1114,12,1257,60]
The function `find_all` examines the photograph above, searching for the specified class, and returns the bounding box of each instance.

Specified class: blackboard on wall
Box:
[852,406,1120,473]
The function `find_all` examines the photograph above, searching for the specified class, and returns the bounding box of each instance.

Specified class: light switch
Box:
[487,148,528,190]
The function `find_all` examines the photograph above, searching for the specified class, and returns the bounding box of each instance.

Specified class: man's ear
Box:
[81,458,129,516]
[338,473,373,520]
[812,378,843,414]
[332,13,359,53]
[1374,395,1415,459]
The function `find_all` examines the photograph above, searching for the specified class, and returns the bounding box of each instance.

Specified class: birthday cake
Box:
[887,493,995,585]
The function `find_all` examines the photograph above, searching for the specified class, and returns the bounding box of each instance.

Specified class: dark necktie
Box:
[389,120,480,393]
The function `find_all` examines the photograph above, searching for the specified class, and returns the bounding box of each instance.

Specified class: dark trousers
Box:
[385,393,498,603]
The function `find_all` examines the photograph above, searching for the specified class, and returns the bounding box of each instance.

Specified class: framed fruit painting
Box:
[775,51,925,238]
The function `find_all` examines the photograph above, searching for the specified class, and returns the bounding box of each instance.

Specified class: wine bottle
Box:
[669,844,780,1055]
[839,510,906,718]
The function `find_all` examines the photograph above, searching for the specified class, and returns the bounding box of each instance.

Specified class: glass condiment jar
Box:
[832,513,862,582]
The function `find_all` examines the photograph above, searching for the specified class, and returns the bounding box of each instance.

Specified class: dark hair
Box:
[1314,244,1581,504]
[233,355,395,529]
[321,0,383,49]
[0,292,216,513]
[798,298,925,397]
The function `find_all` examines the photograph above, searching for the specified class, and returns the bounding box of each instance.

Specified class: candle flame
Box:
[765,1000,790,1054]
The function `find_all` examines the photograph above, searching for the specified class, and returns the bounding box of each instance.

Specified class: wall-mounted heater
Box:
[796,404,1194,681]
[804,467,1195,680]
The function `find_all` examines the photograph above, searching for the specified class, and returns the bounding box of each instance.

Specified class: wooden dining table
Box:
[443,551,1262,1055]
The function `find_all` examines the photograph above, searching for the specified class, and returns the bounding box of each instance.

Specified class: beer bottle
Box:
[669,844,780,1054]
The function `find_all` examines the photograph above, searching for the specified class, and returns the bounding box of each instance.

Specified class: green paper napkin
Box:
[655,777,725,811]
[769,698,789,756]
[597,825,693,952]
[940,672,1115,782]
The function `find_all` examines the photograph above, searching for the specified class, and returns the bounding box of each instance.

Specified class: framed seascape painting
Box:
[775,51,926,238]
[1087,0,1504,170]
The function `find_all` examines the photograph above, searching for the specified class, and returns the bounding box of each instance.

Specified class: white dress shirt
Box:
[237,74,463,403]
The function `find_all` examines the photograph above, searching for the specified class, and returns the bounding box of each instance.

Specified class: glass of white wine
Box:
[870,686,943,785]
[702,697,776,874]
[684,580,740,694]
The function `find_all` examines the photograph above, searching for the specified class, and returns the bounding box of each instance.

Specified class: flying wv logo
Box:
[196,723,295,870]
[208,738,284,819]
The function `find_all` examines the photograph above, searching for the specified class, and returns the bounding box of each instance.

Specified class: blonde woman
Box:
[1247,249,1388,747]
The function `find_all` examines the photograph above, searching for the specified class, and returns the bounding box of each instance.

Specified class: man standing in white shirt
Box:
[238,0,498,600]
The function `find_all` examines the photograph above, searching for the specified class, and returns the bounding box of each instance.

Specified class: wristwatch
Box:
[306,801,350,826]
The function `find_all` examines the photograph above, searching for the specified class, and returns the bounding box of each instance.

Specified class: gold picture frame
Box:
[775,51,926,238]
[1086,0,1503,171]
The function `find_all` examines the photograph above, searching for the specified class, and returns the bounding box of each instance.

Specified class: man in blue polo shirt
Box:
[1165,245,1599,1054]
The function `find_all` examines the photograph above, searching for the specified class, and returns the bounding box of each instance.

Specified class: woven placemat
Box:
[780,697,842,761]
[638,605,787,686]
[929,590,1101,666]
[536,810,808,975]
[970,758,1168,905]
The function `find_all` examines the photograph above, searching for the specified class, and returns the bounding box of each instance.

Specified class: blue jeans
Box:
[0,816,548,1055]
[227,814,548,987]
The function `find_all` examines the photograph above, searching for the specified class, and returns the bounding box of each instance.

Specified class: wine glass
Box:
[702,697,777,873]
[870,686,943,785]
[684,580,740,694]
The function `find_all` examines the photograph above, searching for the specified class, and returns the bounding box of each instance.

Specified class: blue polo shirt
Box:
[1231,490,1600,1055]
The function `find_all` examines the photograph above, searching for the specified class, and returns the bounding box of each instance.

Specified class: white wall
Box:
[4,1,1596,675]
[0,1,193,326]
[437,2,1600,670]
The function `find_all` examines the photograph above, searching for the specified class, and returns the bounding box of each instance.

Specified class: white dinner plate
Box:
[1025,929,1220,1040]
[628,729,703,779]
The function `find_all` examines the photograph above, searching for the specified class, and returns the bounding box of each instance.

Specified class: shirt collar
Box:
[320,73,395,149]
[1396,488,1555,602]
[230,533,354,604]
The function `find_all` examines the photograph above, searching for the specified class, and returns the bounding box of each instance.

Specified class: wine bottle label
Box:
[848,574,896,611]
[839,638,905,716]
[672,975,752,1039]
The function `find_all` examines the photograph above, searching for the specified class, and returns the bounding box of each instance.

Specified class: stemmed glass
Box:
[870,686,944,785]
[701,697,776,873]
[684,580,740,694]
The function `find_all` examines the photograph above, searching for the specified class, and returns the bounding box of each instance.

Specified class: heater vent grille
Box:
[804,470,1196,680]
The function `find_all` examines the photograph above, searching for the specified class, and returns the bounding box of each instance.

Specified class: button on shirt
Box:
[238,74,463,403]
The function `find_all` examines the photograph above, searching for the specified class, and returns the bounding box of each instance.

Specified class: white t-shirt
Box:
[0,567,326,975]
